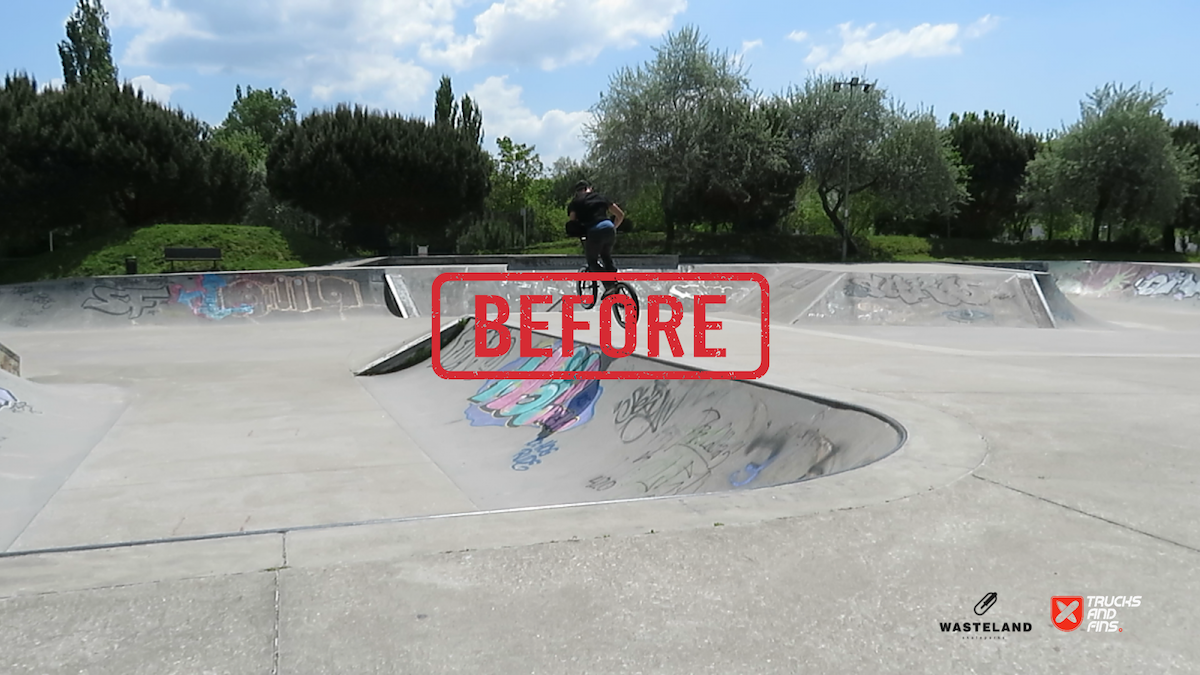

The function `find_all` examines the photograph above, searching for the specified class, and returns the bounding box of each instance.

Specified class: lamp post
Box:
[831,77,875,261]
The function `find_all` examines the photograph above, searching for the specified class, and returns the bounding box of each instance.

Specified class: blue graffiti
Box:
[729,453,779,487]
[173,275,254,320]
[0,387,38,414]
[512,437,561,471]
[464,340,603,438]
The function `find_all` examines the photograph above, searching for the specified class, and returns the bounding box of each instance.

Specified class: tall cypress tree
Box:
[434,75,458,128]
[58,0,118,88]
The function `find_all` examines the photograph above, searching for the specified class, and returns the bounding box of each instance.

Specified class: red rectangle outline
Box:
[430,272,769,380]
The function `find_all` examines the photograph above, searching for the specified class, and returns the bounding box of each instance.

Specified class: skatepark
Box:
[1,258,1198,673]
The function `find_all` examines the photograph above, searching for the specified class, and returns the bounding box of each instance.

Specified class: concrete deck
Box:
[1,262,1197,674]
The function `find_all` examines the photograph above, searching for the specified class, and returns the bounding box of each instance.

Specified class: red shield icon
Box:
[1053,596,1084,631]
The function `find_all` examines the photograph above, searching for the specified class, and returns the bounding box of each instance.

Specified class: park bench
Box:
[164,246,222,271]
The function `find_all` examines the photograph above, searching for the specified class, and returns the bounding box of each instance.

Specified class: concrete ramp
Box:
[0,371,130,550]
[355,318,905,509]
[792,265,1055,327]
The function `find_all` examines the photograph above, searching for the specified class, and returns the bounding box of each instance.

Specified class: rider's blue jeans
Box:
[585,222,617,293]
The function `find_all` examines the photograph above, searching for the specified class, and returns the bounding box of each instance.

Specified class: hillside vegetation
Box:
[0,223,351,284]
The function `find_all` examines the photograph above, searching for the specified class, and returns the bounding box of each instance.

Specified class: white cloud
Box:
[419,0,687,71]
[102,0,456,107]
[467,75,592,165]
[740,39,763,55]
[964,14,1001,39]
[786,30,808,43]
[128,74,184,103]
[804,15,999,72]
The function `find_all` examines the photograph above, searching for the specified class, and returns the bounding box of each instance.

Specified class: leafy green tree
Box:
[0,73,252,253]
[776,75,968,255]
[944,111,1040,239]
[211,85,298,172]
[266,104,491,254]
[1168,120,1200,249]
[489,136,544,213]
[58,0,118,88]
[454,136,545,252]
[585,26,799,246]
[1022,83,1196,243]
[659,95,805,234]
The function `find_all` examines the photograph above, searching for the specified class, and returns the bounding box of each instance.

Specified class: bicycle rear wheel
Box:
[576,267,597,310]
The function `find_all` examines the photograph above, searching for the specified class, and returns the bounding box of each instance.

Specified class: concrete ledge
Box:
[506,254,680,270]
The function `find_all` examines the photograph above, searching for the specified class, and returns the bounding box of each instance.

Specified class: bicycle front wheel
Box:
[608,282,640,329]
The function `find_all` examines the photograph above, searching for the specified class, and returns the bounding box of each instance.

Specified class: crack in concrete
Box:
[973,474,1200,554]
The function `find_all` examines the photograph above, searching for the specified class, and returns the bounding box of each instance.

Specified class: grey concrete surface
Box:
[0,570,277,675]
[0,260,1197,673]
[0,372,130,550]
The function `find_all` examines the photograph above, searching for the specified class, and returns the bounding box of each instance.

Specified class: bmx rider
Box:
[567,180,624,295]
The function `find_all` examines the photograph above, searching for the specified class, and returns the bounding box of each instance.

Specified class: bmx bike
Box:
[572,236,640,329]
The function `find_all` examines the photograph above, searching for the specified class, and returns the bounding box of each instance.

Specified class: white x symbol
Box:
[1056,600,1079,623]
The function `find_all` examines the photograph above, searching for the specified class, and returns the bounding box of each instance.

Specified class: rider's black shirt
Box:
[568,192,613,227]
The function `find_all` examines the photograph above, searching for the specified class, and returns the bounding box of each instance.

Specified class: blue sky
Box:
[2,0,1197,166]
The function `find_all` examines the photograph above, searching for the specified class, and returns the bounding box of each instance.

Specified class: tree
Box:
[1022,83,1195,243]
[944,111,1041,239]
[58,0,118,88]
[211,85,297,171]
[489,136,544,214]
[659,94,805,233]
[1168,121,1200,249]
[432,76,483,146]
[266,104,491,254]
[434,76,458,128]
[209,85,301,228]
[776,74,968,255]
[583,25,766,247]
[0,74,252,251]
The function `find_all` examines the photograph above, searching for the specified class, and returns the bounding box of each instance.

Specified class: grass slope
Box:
[0,224,351,284]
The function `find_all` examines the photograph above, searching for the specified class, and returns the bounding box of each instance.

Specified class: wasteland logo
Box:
[938,593,1033,639]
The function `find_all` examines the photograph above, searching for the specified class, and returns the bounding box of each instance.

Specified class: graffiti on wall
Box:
[613,381,688,443]
[845,274,990,307]
[943,308,994,323]
[82,281,172,318]
[76,273,369,321]
[171,273,367,320]
[511,437,562,471]
[0,387,39,414]
[3,285,58,327]
[1054,263,1200,302]
[587,392,839,498]
[1133,269,1200,300]
[466,338,605,442]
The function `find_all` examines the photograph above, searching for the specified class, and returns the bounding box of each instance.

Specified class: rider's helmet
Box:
[573,180,592,194]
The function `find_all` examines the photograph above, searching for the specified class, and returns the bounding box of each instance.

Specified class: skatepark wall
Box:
[0,267,400,331]
[0,259,1123,332]
[955,260,1200,312]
